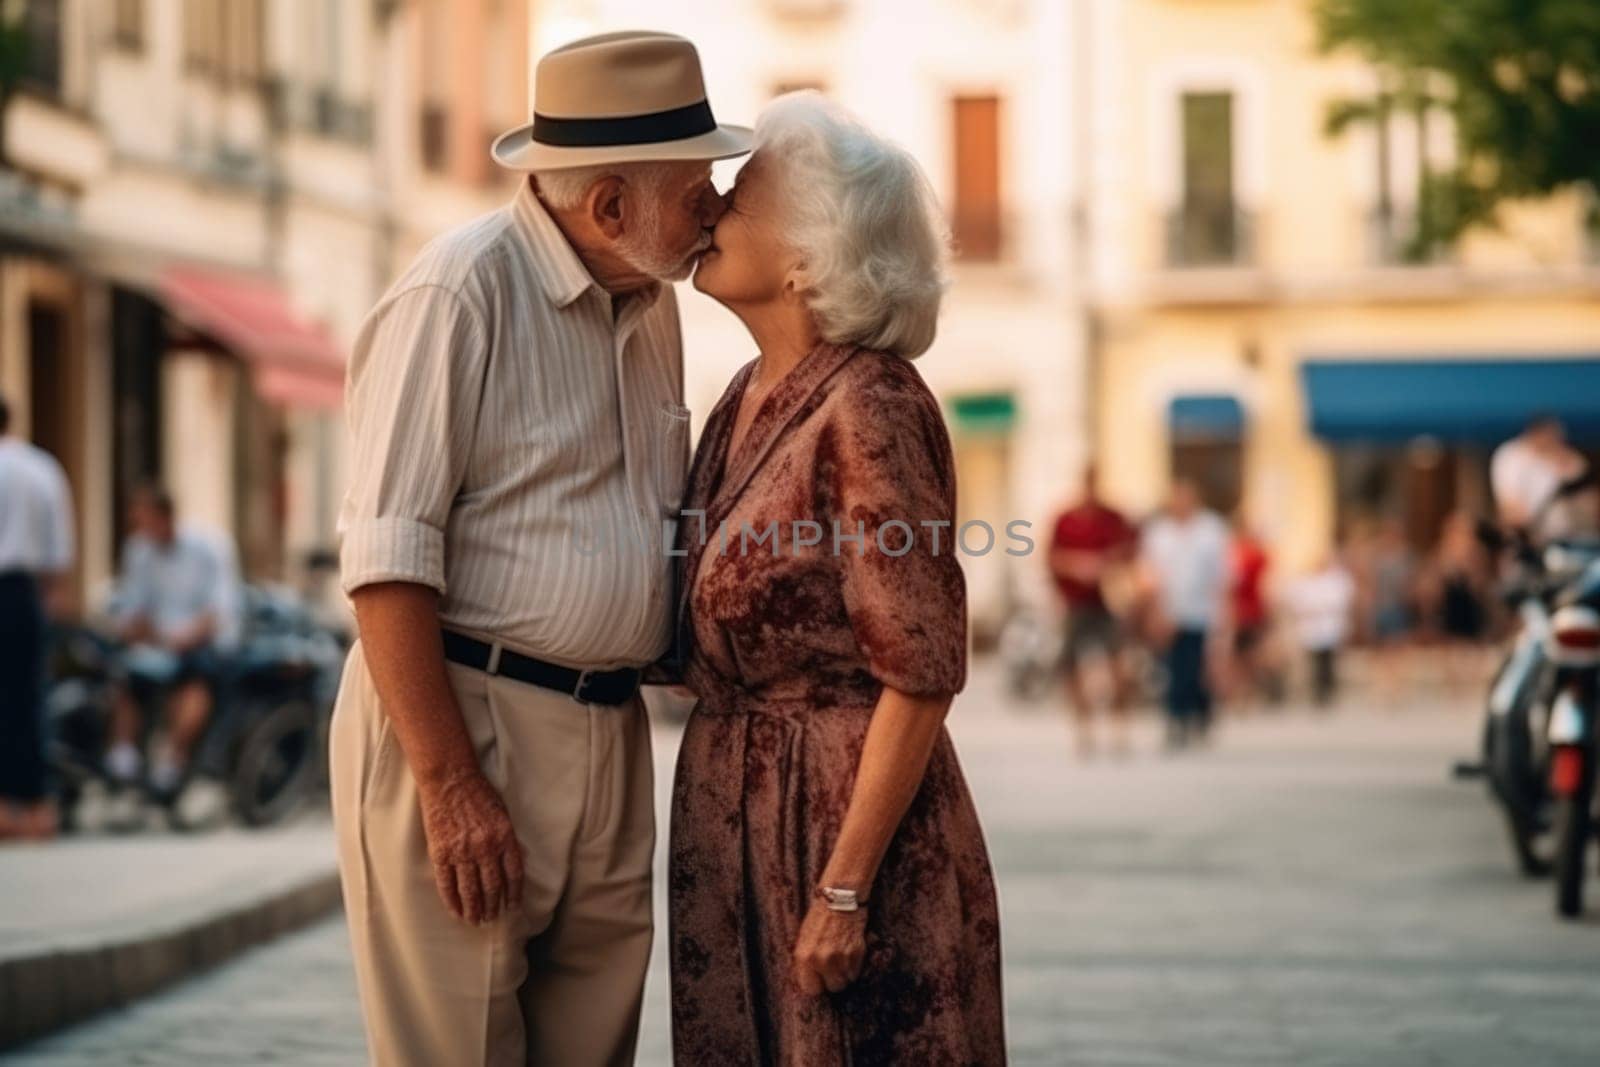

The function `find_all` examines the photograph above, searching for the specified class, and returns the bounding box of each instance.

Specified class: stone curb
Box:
[0,869,342,1051]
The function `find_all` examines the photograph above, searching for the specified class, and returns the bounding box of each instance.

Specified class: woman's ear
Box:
[784,265,811,300]
[587,175,628,240]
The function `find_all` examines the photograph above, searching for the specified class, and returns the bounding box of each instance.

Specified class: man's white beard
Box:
[617,201,710,282]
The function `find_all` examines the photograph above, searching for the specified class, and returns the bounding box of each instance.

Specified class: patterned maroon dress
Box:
[667,342,1006,1065]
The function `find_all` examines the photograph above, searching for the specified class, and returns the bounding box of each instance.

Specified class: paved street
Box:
[0,824,334,961]
[11,667,1600,1066]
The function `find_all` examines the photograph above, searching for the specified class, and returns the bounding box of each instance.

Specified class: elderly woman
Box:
[669,93,1005,1065]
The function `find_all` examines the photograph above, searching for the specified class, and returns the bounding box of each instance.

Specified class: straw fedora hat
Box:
[491,31,752,172]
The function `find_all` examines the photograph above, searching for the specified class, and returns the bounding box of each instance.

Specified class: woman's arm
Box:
[791,685,951,995]
[821,686,950,894]
[794,367,968,995]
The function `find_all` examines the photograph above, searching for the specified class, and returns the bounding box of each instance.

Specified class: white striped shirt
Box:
[338,180,689,669]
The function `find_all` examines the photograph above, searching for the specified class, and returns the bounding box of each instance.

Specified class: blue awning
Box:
[1168,394,1245,441]
[1302,357,1600,445]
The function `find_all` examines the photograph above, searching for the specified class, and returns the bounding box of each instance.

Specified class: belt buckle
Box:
[573,669,598,704]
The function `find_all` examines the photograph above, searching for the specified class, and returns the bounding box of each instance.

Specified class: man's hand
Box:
[351,583,526,924]
[417,769,525,924]
[791,899,867,995]
[163,616,215,654]
[120,616,155,645]
[40,575,75,622]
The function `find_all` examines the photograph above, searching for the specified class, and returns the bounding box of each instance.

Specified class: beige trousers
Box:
[329,641,655,1067]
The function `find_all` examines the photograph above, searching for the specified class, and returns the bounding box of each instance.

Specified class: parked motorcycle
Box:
[45,585,346,832]
[220,586,347,826]
[997,604,1062,703]
[1463,472,1600,877]
[996,602,1169,708]
[1544,562,1600,917]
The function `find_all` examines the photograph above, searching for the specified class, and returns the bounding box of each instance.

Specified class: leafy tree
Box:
[0,0,31,171]
[1315,0,1600,258]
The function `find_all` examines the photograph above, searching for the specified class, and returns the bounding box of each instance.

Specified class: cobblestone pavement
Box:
[12,669,1600,1065]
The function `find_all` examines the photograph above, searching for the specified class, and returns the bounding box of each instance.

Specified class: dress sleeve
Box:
[823,364,967,696]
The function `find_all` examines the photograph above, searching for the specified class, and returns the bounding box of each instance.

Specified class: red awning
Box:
[160,266,345,410]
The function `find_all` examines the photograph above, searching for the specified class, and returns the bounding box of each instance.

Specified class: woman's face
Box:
[693,151,798,307]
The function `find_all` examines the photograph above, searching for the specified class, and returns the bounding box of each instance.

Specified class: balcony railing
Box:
[310,90,373,145]
[765,0,848,18]
[1367,207,1453,266]
[264,80,374,147]
[1164,203,1255,268]
[951,205,1004,264]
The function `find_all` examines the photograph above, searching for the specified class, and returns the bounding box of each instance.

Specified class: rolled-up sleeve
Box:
[338,285,487,597]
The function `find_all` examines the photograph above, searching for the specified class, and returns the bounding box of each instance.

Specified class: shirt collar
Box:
[510,180,665,314]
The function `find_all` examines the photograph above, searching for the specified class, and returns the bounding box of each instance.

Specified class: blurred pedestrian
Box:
[1227,515,1274,709]
[1284,549,1357,708]
[1048,463,1138,756]
[1492,414,1590,540]
[1366,517,1417,706]
[0,395,75,840]
[1421,510,1493,700]
[1140,479,1231,748]
[103,484,241,800]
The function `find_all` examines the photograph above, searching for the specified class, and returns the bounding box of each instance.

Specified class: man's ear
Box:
[587,175,628,240]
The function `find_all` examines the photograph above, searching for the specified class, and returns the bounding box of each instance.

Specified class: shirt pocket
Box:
[654,402,691,518]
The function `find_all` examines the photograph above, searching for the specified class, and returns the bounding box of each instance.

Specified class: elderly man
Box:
[330,32,749,1066]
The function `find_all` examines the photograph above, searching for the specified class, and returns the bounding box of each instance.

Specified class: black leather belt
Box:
[441,630,642,706]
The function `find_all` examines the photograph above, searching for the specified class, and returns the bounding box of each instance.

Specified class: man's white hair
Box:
[755,92,950,359]
[532,162,685,211]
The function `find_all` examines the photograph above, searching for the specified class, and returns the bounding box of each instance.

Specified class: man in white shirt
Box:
[1140,479,1231,747]
[104,484,241,798]
[1491,415,1589,539]
[0,395,75,839]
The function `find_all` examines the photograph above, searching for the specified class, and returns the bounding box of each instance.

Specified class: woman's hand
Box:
[791,899,868,995]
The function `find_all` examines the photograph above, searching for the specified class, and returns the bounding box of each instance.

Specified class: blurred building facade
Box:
[7,0,1599,624]
[0,0,529,606]
[1083,0,1600,572]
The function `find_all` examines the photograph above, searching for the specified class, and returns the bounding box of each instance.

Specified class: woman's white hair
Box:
[757,91,950,359]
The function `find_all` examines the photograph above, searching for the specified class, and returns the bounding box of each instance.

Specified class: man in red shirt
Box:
[1049,464,1138,755]
[1228,518,1272,707]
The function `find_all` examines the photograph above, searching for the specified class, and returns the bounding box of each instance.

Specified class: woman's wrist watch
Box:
[816,885,869,912]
